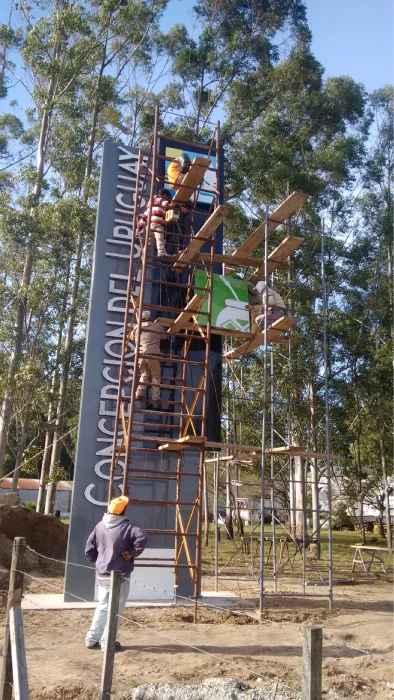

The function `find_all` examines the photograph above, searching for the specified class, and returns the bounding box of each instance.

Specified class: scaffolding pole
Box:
[259,204,270,614]
[321,217,333,611]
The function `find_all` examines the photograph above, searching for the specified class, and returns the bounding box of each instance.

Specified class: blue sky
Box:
[161,0,393,93]
[0,0,392,115]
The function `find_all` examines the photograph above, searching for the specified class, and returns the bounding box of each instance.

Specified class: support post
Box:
[321,218,333,611]
[9,607,29,700]
[259,203,269,614]
[99,570,121,700]
[0,536,26,700]
[203,461,209,547]
[214,452,219,592]
[302,626,322,700]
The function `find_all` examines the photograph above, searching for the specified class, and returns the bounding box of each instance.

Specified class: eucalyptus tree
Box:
[154,0,309,141]
[42,0,169,511]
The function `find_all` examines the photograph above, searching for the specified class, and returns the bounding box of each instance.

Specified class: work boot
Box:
[158,251,175,260]
[100,641,122,653]
[86,639,100,649]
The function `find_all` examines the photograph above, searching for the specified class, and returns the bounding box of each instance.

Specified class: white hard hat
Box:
[141,310,150,320]
[255,281,266,293]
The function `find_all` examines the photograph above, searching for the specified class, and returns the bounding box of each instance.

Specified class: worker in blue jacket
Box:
[85,495,148,651]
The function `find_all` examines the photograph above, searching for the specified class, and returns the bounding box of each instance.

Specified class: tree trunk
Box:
[0,241,33,475]
[45,59,104,513]
[294,455,304,540]
[307,381,320,558]
[356,434,366,544]
[0,62,58,475]
[225,463,233,540]
[10,411,29,492]
[380,431,392,547]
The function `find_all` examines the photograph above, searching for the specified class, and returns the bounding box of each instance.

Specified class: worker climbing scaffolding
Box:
[132,310,166,408]
[102,106,335,614]
[138,187,186,258]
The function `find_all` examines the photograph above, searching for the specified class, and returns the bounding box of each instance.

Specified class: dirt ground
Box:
[1,571,391,700]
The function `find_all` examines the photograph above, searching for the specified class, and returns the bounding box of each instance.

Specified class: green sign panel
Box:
[195,271,250,332]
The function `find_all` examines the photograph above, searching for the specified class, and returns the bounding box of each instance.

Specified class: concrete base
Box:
[22,591,254,611]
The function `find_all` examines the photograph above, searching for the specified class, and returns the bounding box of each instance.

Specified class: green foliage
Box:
[23,501,37,510]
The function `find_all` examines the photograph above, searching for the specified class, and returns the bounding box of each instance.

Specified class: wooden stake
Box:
[302,626,322,700]
[0,536,26,700]
[9,607,29,699]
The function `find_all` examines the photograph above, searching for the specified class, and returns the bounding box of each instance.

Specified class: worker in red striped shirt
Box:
[138,188,186,258]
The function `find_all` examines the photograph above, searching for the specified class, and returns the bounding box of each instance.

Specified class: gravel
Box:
[130,677,300,699]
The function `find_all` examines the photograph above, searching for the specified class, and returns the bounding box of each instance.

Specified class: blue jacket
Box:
[85,513,148,585]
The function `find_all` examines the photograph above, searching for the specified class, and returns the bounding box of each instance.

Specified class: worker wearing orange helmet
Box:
[167,153,191,190]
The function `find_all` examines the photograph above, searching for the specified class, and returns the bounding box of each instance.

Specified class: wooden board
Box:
[157,316,295,344]
[168,293,208,333]
[204,442,339,459]
[224,316,297,360]
[350,545,394,552]
[197,251,289,269]
[173,205,230,269]
[249,235,305,283]
[172,156,212,205]
[265,446,340,460]
[226,192,308,267]
[158,436,206,452]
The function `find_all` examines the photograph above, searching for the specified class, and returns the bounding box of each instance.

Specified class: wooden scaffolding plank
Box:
[224,316,297,360]
[157,316,295,343]
[158,436,206,452]
[197,251,288,269]
[249,235,305,283]
[172,156,212,205]
[173,205,230,269]
[204,442,339,459]
[265,446,340,460]
[168,293,208,333]
[226,192,308,267]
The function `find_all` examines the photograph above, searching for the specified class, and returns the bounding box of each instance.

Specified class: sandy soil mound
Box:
[0,504,68,559]
[0,531,44,571]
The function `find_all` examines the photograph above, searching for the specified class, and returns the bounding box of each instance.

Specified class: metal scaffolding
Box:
[212,211,335,612]
[109,107,335,613]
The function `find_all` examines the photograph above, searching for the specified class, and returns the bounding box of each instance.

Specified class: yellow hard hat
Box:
[108,495,129,515]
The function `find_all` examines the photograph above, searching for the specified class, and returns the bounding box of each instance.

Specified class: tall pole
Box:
[270,275,277,592]
[321,217,333,611]
[214,452,219,592]
[259,204,269,614]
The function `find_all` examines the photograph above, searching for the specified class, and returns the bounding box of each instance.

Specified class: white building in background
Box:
[0,478,72,514]
[238,495,285,525]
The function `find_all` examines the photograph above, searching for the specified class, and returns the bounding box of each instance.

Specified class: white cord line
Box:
[115,611,302,696]
[23,548,301,632]
[22,595,129,696]
[321,634,394,663]
[19,570,301,696]
[22,550,394,665]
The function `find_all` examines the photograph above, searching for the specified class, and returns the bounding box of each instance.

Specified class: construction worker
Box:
[138,188,186,258]
[247,281,286,331]
[167,153,191,190]
[85,495,148,652]
[132,310,167,406]
[246,282,261,333]
[253,281,287,328]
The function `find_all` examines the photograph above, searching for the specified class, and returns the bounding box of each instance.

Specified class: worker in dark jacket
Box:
[85,495,148,651]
